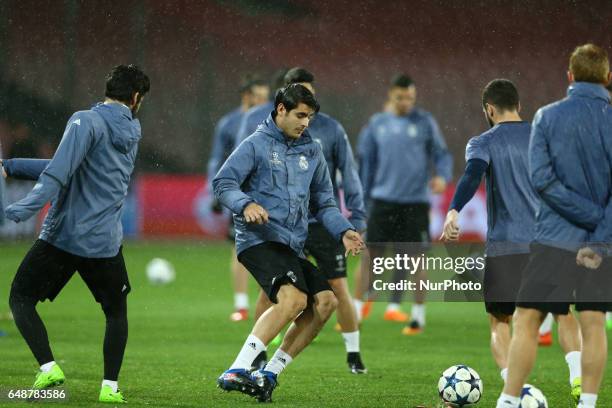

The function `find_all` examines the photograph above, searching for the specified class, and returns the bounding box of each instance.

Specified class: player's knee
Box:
[315,290,338,319]
[8,288,36,312]
[514,308,543,336]
[278,288,307,318]
[328,278,349,299]
[101,297,127,319]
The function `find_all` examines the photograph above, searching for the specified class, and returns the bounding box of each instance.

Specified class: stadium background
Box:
[1,2,612,406]
[4,0,609,240]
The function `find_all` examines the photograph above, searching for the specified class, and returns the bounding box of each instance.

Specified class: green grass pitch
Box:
[0,241,610,407]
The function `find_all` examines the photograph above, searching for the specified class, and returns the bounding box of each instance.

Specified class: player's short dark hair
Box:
[570,44,609,84]
[105,65,150,104]
[274,83,320,114]
[391,74,414,88]
[482,79,520,112]
[239,75,267,94]
[271,68,289,91]
[284,67,315,85]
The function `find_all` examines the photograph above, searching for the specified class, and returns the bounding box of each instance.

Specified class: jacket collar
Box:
[261,114,313,146]
[567,82,611,103]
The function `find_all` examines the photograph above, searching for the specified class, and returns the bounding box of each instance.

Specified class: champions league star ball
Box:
[146,258,176,285]
[519,384,548,408]
[438,365,483,406]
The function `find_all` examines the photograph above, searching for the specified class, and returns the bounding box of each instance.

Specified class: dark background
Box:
[1,0,611,176]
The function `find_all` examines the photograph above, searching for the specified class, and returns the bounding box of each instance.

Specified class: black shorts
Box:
[11,240,131,305]
[237,242,332,303]
[516,243,612,315]
[304,223,346,280]
[367,200,430,244]
[484,254,530,316]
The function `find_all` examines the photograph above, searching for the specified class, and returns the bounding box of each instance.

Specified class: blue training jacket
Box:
[236,103,366,231]
[529,82,612,252]
[206,107,243,192]
[4,102,141,258]
[357,108,452,205]
[213,114,354,257]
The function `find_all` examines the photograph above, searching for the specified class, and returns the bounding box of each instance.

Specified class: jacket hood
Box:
[92,102,142,153]
[257,114,312,145]
[567,82,611,103]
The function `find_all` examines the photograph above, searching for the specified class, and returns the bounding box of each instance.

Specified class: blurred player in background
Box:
[214,84,364,402]
[252,67,368,374]
[234,68,288,146]
[357,74,452,334]
[496,44,612,408]
[441,79,582,399]
[206,75,270,322]
[3,65,150,403]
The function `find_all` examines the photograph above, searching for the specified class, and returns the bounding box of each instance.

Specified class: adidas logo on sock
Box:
[278,357,286,364]
[249,342,257,350]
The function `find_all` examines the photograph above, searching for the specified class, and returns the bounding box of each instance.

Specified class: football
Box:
[146,258,176,285]
[438,364,483,406]
[519,384,548,408]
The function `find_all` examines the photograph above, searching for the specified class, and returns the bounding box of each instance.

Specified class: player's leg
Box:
[400,203,431,332]
[251,289,274,369]
[9,240,75,389]
[489,312,512,382]
[305,223,367,373]
[352,248,374,321]
[218,243,309,398]
[498,307,546,407]
[253,259,337,402]
[555,312,582,400]
[576,309,607,408]
[230,246,250,321]
[538,313,554,346]
[78,248,131,403]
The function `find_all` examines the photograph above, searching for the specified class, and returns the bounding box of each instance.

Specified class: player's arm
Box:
[581,114,612,262]
[356,122,376,208]
[1,159,51,180]
[212,139,258,217]
[441,159,488,241]
[206,118,231,212]
[4,113,95,223]
[334,123,367,231]
[310,149,364,256]
[427,115,453,194]
[529,109,603,231]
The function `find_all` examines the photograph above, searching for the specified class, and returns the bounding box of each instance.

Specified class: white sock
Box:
[607,312,612,321]
[411,303,426,326]
[234,293,249,310]
[579,393,598,408]
[230,334,266,370]
[342,330,360,353]
[353,299,363,322]
[40,361,56,373]
[102,379,118,393]
[496,393,520,408]
[539,313,553,334]
[263,348,293,376]
[565,351,582,384]
[500,368,508,383]
[386,302,400,312]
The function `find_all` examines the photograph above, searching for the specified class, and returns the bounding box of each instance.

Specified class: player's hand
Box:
[440,209,460,241]
[429,176,447,194]
[243,202,269,224]
[576,247,602,270]
[343,229,365,256]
